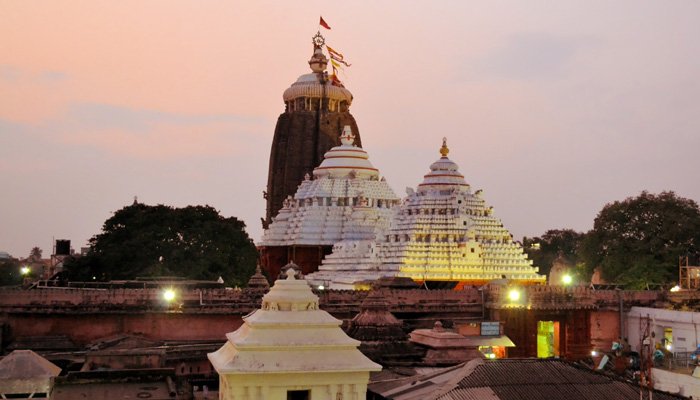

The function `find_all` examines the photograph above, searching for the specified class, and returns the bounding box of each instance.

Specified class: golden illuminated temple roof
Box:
[307,139,545,289]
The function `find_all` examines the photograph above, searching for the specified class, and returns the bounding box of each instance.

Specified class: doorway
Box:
[537,320,561,358]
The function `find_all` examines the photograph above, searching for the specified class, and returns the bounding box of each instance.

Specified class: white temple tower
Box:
[260,126,399,278]
[208,267,381,400]
[308,138,545,289]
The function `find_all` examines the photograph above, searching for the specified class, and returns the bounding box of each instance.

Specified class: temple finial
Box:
[309,32,328,73]
[340,125,355,146]
[440,137,449,157]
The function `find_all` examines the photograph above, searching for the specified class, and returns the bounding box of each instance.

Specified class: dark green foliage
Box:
[580,191,700,288]
[64,203,258,287]
[29,246,42,260]
[524,229,586,276]
[0,258,23,286]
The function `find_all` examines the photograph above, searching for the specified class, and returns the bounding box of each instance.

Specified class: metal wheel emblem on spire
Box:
[312,32,325,48]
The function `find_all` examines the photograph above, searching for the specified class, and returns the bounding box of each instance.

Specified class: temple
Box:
[307,138,545,289]
[260,125,399,278]
[262,32,543,289]
[208,267,380,399]
[265,32,363,228]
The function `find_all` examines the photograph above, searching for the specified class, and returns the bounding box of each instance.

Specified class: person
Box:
[653,343,665,367]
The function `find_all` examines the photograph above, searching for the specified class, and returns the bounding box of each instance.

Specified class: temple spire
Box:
[440,137,449,158]
[309,32,328,73]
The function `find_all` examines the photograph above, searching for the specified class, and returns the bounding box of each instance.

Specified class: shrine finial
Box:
[440,137,449,157]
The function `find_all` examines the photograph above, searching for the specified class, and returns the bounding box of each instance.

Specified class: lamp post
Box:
[508,288,521,302]
[562,274,573,286]
[163,288,176,302]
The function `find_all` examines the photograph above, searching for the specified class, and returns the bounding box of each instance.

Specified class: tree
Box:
[524,229,586,276]
[0,258,23,286]
[29,246,42,260]
[580,191,700,288]
[64,203,258,286]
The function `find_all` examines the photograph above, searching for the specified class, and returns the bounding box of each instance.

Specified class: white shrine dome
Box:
[418,138,470,191]
[283,73,354,104]
[313,126,379,179]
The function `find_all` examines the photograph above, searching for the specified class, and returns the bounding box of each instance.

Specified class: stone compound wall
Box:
[590,310,621,352]
[0,287,483,347]
[4,313,244,345]
[0,284,674,360]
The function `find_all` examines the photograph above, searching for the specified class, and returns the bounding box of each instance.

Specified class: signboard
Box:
[481,321,500,336]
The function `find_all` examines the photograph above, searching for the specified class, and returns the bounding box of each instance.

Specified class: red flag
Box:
[319,16,331,30]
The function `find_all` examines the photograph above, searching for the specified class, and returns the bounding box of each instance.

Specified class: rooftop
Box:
[369,358,687,400]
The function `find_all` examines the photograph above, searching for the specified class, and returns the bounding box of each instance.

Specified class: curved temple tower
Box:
[265,32,362,228]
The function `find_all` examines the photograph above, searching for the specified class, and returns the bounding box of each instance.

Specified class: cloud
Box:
[0,64,68,83]
[39,70,68,82]
[63,103,263,132]
[1,103,271,161]
[0,65,20,82]
[472,32,592,81]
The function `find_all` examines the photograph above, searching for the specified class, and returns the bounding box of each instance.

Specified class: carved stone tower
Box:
[264,32,362,228]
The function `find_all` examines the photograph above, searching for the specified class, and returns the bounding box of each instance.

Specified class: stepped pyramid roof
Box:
[208,267,381,374]
[307,138,545,289]
[261,126,399,247]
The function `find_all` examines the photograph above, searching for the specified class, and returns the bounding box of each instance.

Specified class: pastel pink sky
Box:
[1,1,699,257]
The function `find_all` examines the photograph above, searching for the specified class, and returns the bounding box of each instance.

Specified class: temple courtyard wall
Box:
[0,285,680,359]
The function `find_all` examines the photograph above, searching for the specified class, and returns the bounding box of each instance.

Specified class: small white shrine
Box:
[208,267,381,400]
[262,126,399,248]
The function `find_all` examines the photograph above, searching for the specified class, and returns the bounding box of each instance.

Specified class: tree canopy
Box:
[524,229,586,277]
[64,203,258,286]
[580,191,700,288]
[29,246,43,260]
[0,258,23,286]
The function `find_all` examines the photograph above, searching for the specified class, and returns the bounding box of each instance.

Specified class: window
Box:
[287,390,310,400]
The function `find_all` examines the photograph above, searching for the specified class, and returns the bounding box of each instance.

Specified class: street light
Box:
[20,266,30,276]
[508,288,521,302]
[562,274,573,285]
[163,288,176,302]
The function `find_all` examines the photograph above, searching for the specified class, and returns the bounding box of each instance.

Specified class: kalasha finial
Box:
[340,125,355,146]
[440,137,449,157]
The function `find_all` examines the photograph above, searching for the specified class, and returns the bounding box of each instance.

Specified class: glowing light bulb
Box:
[20,266,30,275]
[163,289,176,302]
[508,289,521,302]
[562,274,573,285]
